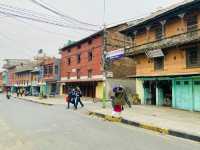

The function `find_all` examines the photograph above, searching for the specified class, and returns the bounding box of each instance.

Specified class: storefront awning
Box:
[58,78,104,83]
[128,72,200,79]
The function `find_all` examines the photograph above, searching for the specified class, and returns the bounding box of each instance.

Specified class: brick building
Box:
[121,0,200,111]
[60,23,136,99]
[14,63,36,95]
[41,57,61,96]
[3,59,30,92]
[0,72,3,92]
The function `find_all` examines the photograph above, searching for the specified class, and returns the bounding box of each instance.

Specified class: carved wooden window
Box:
[154,57,164,70]
[155,26,163,40]
[186,46,200,67]
[186,15,198,32]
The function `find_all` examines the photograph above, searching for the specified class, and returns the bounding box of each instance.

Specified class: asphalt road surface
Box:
[0,94,199,150]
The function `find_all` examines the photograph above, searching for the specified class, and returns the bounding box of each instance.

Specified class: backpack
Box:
[113,92,126,105]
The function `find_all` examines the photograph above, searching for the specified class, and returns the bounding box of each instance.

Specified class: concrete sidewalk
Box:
[12,95,96,105]
[13,95,200,142]
[87,103,200,142]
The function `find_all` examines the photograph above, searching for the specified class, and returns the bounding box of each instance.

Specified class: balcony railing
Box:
[125,27,200,55]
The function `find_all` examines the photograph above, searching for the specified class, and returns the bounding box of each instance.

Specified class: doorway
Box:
[144,81,156,105]
[159,80,172,107]
[144,80,172,106]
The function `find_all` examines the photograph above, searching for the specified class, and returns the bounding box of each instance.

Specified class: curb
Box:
[13,96,54,106]
[88,111,200,142]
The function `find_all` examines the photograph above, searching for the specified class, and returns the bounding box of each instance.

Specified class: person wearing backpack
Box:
[74,87,84,109]
[111,86,131,117]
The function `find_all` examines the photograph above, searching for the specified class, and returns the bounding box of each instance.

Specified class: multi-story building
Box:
[31,66,42,96]
[41,57,61,96]
[3,59,31,93]
[0,72,3,92]
[60,23,136,99]
[2,70,8,92]
[121,0,200,111]
[14,63,35,95]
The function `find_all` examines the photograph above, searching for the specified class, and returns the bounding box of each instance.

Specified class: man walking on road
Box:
[67,88,76,109]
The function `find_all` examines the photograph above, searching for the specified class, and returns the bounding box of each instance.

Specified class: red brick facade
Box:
[43,58,55,81]
[60,34,103,81]
[8,67,16,86]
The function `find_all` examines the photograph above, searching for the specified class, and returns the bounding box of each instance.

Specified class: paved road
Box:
[0,94,199,150]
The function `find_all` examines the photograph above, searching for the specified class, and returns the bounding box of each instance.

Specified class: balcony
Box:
[125,28,200,56]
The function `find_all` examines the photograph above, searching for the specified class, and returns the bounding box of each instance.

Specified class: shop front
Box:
[173,76,200,111]
[140,77,173,107]
[137,75,200,112]
[60,79,104,99]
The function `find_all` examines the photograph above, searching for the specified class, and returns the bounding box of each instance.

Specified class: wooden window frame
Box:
[88,69,92,78]
[67,58,71,65]
[77,53,81,64]
[154,57,164,70]
[76,69,80,79]
[186,15,198,32]
[186,46,200,68]
[88,50,93,62]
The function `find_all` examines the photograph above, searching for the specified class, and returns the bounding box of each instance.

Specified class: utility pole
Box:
[101,0,107,108]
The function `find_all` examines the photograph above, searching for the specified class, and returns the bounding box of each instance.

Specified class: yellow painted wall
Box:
[136,79,144,104]
[136,46,200,76]
[135,32,147,46]
[96,81,104,99]
[165,18,185,37]
[60,83,64,95]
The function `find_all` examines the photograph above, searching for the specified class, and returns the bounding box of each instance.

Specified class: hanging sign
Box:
[106,48,124,60]
[146,49,164,58]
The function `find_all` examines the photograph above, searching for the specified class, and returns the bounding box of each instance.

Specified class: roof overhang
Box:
[58,78,104,83]
[128,72,200,78]
[121,0,200,36]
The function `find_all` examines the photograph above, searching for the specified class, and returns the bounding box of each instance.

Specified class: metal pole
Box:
[102,0,106,108]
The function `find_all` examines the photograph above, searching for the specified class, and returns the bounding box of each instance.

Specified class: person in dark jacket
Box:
[6,88,11,99]
[75,87,84,109]
[67,88,76,109]
[16,88,20,97]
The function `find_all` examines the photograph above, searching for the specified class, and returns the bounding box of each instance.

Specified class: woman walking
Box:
[75,87,84,109]
[111,86,131,117]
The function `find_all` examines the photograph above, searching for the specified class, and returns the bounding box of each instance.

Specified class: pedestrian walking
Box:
[16,88,20,97]
[6,88,11,100]
[20,88,23,97]
[66,88,76,109]
[111,86,131,117]
[74,87,84,109]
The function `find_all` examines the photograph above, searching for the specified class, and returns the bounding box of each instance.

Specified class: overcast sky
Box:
[0,0,183,69]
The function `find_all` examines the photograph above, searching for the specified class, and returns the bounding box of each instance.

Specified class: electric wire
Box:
[29,0,100,27]
[0,3,98,32]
